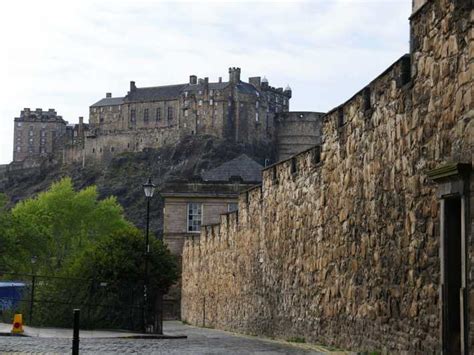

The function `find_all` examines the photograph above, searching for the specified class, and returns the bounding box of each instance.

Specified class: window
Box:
[40,147,45,153]
[156,108,161,121]
[228,203,238,213]
[209,89,214,96]
[198,100,202,106]
[210,99,213,105]
[184,91,188,98]
[130,109,136,122]
[184,109,188,117]
[29,130,34,136]
[16,146,21,152]
[167,107,173,120]
[198,90,202,95]
[100,116,104,123]
[256,101,259,109]
[187,203,202,232]
[41,130,46,137]
[255,112,259,122]
[144,108,149,122]
[17,122,22,127]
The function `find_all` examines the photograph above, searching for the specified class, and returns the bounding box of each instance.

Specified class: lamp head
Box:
[143,177,155,198]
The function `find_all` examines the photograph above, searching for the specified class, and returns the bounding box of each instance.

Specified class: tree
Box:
[34,227,179,329]
[6,177,133,273]
[1,178,179,330]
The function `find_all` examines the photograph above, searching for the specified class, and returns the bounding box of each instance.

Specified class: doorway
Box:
[442,197,463,354]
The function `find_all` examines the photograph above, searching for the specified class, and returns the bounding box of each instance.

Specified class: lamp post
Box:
[142,177,155,333]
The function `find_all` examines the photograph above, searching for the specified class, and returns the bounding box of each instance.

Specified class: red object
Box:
[13,322,20,328]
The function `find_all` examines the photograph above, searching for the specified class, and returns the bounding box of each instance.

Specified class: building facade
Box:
[12,109,68,167]
[161,154,263,256]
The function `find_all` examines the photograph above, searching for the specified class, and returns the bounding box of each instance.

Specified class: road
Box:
[0,321,336,354]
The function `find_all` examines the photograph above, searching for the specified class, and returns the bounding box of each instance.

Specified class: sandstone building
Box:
[181,0,473,353]
[12,109,67,166]
[11,68,324,168]
[161,154,263,256]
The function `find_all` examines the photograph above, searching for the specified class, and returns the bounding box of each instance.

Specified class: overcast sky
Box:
[0,0,411,164]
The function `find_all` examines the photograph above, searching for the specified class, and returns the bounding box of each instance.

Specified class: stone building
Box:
[12,108,68,167]
[275,111,325,161]
[82,68,295,163]
[161,154,263,256]
[11,68,324,167]
[181,0,473,353]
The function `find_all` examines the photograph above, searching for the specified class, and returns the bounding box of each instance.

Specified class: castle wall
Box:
[181,0,473,351]
[63,126,183,163]
[276,111,324,161]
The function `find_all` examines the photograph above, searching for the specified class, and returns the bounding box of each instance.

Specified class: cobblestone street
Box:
[0,321,329,354]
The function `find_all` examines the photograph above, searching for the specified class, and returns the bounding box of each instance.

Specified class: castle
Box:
[11,68,324,168]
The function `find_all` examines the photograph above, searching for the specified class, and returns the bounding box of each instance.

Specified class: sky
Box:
[0,0,411,164]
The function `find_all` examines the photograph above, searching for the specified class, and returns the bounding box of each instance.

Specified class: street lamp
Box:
[142,177,155,333]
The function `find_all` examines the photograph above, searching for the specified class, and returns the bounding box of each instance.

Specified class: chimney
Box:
[79,116,84,125]
[189,75,197,85]
[130,81,136,91]
[198,78,204,85]
[106,93,112,98]
[249,77,261,88]
[218,77,222,83]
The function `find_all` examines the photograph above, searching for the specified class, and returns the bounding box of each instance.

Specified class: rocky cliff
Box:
[1,135,273,236]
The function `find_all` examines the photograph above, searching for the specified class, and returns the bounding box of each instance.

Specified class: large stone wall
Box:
[181,0,473,352]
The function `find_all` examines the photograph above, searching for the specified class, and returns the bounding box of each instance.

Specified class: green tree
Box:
[34,227,178,329]
[7,177,132,273]
[0,193,15,271]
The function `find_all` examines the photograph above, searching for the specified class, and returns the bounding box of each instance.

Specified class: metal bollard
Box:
[72,309,80,355]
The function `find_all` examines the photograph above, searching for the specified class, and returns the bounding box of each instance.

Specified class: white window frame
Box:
[187,202,203,233]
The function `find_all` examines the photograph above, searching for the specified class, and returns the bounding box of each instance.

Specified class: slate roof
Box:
[202,154,263,183]
[124,84,187,102]
[183,82,229,92]
[236,82,259,95]
[90,97,124,107]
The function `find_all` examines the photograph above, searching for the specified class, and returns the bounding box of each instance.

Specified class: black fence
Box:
[0,271,158,331]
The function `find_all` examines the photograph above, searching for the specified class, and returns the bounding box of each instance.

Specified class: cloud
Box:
[0,0,410,164]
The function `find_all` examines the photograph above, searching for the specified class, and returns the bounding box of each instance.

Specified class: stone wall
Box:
[181,0,473,352]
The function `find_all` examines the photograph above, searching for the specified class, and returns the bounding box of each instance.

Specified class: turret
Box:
[229,67,241,83]
[284,84,292,98]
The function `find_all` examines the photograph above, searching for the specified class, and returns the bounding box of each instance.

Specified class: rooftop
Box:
[90,97,125,107]
[202,154,263,183]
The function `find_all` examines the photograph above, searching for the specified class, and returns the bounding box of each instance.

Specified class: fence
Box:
[0,271,161,331]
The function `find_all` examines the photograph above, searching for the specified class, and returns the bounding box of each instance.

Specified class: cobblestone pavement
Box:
[0,321,328,354]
